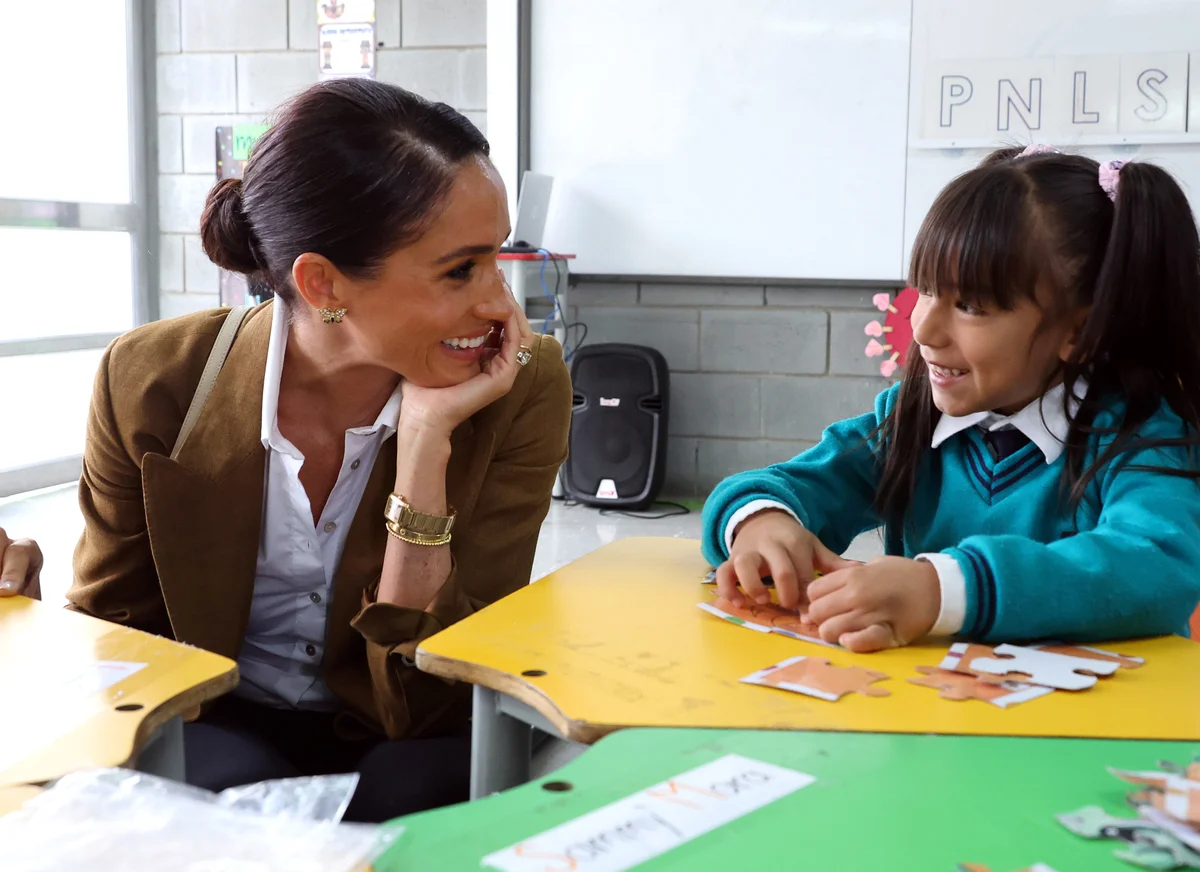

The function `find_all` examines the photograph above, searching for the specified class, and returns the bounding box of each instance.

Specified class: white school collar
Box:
[930,381,1084,464]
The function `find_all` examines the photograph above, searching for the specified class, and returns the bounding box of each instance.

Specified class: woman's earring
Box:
[319,307,347,324]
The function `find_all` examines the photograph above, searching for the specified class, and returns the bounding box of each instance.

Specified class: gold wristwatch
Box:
[383,493,455,546]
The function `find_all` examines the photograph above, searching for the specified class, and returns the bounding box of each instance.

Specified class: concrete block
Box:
[700,309,826,374]
[697,439,768,493]
[157,54,237,114]
[671,373,761,439]
[575,307,698,371]
[829,310,887,376]
[159,291,219,321]
[184,234,220,293]
[402,0,486,47]
[762,440,817,466]
[572,281,638,306]
[157,0,181,52]
[766,286,896,309]
[159,234,185,292]
[158,116,183,174]
[182,114,262,175]
[288,0,316,49]
[182,0,287,51]
[376,48,459,104]
[664,437,699,499]
[462,110,486,137]
[641,283,764,307]
[158,175,217,234]
[763,376,885,442]
[237,52,317,114]
[458,48,486,110]
[376,0,402,47]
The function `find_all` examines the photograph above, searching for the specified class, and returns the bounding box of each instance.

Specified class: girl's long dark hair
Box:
[875,147,1200,533]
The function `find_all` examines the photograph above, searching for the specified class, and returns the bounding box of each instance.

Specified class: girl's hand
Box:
[805,556,940,652]
[715,510,858,611]
[399,276,536,439]
[0,528,43,600]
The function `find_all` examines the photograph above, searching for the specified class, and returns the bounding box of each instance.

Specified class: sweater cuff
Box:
[724,500,803,552]
[916,552,966,635]
[942,544,995,639]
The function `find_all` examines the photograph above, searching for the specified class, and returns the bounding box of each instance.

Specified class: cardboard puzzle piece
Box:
[1057,805,1200,869]
[1032,642,1145,670]
[1141,807,1200,856]
[1113,768,1200,825]
[698,597,840,649]
[941,642,1119,690]
[908,666,1053,708]
[741,655,890,702]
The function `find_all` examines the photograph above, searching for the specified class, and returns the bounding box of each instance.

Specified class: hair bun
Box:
[199,178,262,275]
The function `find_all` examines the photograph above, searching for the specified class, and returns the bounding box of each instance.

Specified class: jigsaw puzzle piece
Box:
[942,642,1118,690]
[741,655,890,702]
[909,666,1052,708]
[1033,642,1145,669]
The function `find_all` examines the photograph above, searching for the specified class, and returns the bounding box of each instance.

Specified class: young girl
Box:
[703,145,1200,652]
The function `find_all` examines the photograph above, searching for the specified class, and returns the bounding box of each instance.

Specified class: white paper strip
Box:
[481,754,815,872]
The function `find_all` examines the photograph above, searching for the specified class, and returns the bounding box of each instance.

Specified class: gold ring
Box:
[516,345,533,366]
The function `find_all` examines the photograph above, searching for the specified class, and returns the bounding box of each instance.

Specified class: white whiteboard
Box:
[904,0,1200,276]
[530,0,912,280]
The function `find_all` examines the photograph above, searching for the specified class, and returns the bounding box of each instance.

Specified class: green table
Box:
[377,729,1200,871]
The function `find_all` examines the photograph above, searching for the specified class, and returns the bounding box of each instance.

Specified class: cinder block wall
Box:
[155,0,486,318]
[557,280,903,497]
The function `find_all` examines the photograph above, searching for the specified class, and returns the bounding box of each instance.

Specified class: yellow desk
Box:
[417,537,1200,797]
[0,785,40,818]
[0,596,237,788]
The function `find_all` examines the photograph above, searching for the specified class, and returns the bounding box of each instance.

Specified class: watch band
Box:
[383,493,456,538]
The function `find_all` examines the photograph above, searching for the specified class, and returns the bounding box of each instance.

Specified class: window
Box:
[0,0,149,496]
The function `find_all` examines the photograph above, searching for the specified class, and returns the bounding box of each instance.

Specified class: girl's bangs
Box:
[908,168,1045,311]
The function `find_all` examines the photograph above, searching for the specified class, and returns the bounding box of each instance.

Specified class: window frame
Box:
[0,0,155,497]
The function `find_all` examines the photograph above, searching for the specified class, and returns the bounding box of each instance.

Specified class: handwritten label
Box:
[481,754,814,872]
[232,124,269,161]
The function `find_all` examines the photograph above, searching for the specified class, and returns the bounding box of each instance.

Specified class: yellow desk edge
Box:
[416,537,1200,744]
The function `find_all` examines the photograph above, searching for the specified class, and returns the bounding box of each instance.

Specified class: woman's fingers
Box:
[0,533,42,598]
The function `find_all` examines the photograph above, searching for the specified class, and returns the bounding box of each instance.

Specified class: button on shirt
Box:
[233,301,403,710]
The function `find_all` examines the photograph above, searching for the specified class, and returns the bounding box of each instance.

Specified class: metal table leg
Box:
[134,715,185,782]
[470,685,532,800]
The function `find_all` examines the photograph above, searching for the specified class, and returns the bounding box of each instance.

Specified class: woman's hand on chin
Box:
[399,281,536,440]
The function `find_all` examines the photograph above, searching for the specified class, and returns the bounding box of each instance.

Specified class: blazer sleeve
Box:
[66,340,173,637]
[350,334,573,737]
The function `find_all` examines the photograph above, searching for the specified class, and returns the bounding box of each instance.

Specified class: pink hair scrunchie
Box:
[1099,160,1124,202]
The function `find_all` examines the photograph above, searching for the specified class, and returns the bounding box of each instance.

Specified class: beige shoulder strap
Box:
[170,306,251,461]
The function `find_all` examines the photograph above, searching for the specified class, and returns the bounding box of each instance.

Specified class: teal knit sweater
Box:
[701,384,1200,642]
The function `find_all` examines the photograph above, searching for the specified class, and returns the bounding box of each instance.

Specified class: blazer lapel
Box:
[143,304,271,658]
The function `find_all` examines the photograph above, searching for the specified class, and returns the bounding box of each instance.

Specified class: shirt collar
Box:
[930,380,1085,464]
[261,301,403,452]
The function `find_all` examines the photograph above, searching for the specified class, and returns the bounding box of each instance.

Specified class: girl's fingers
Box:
[732,552,770,605]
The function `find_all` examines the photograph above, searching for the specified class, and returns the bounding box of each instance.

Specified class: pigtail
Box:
[1064,161,1200,502]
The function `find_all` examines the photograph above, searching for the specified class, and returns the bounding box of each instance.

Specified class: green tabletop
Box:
[377,729,1200,871]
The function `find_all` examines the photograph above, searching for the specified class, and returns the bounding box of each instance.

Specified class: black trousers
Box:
[183,695,470,823]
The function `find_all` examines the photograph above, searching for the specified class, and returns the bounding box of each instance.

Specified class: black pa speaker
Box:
[563,343,669,510]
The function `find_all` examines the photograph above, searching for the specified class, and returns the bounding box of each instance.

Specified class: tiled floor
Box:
[0,485,885,607]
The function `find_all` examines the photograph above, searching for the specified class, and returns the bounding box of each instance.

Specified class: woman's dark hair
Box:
[200,78,489,302]
[875,146,1200,534]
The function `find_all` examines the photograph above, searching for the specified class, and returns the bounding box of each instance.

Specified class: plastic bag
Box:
[0,768,401,872]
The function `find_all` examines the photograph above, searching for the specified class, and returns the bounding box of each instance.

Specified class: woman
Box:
[65,79,572,821]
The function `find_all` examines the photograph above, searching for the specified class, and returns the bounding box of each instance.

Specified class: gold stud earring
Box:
[318,307,347,324]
